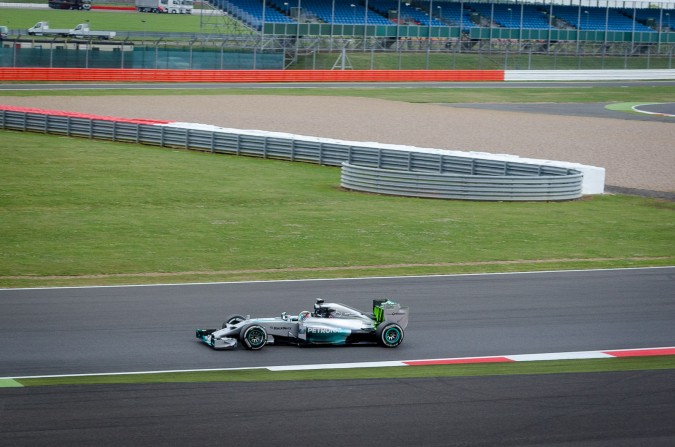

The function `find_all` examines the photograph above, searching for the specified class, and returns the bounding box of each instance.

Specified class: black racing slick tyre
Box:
[376,323,404,348]
[222,314,247,328]
[241,324,267,350]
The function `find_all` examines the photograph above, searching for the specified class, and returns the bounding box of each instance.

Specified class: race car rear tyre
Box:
[223,314,247,328]
[376,323,403,348]
[241,324,267,350]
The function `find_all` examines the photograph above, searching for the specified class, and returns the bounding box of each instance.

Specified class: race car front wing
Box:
[196,329,238,349]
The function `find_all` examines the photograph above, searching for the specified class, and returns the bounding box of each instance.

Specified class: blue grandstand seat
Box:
[369,0,444,26]
[437,3,478,30]
[469,3,551,29]
[624,7,673,30]
[211,0,294,30]
[552,6,654,32]
[274,0,391,25]
[210,0,666,34]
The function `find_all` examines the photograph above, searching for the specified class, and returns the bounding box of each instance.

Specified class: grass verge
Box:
[14,356,675,386]
[1,130,673,288]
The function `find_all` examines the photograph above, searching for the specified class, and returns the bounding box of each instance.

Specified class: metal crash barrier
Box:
[0,107,585,201]
[340,163,583,201]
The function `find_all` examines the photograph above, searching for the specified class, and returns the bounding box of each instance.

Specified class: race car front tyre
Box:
[376,323,404,348]
[241,324,267,350]
[223,314,247,328]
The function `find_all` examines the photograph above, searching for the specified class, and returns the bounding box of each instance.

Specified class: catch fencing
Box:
[2,35,674,71]
[0,106,585,201]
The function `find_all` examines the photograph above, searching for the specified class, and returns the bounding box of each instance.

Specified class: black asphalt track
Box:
[1,268,673,377]
[2,370,674,446]
[1,268,674,445]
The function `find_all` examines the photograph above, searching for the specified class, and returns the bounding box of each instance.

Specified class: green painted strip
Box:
[605,102,660,115]
[0,379,24,388]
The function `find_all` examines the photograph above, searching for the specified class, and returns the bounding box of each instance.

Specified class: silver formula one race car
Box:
[196,299,409,350]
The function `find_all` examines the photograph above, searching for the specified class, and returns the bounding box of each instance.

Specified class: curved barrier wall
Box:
[341,163,583,201]
[0,106,592,201]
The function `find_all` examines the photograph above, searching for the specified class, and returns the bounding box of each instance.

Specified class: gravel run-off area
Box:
[1,95,673,193]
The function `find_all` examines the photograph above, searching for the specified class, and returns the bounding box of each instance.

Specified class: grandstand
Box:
[369,0,443,26]
[627,7,673,31]
[210,0,294,30]
[278,0,392,25]
[206,0,674,41]
[468,4,549,30]
[551,5,654,32]
[436,3,479,31]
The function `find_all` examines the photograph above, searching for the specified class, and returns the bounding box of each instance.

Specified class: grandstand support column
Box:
[330,0,335,51]
[459,0,464,54]
[504,43,509,70]
[364,0,369,51]
[576,3,582,55]
[396,0,401,48]
[397,0,403,72]
[261,0,266,41]
[604,4,609,47]
[518,2,523,47]
[658,8,663,51]
[332,45,353,69]
[296,0,301,63]
[425,0,433,69]
[631,5,636,54]
[624,45,628,69]
[547,1,552,53]
[189,38,197,69]
[154,38,162,69]
[427,0,433,47]
[489,2,494,54]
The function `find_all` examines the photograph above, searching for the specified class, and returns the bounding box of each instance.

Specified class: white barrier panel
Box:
[166,122,606,195]
[506,69,675,82]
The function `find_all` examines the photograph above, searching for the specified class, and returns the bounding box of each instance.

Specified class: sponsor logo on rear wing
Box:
[373,300,409,328]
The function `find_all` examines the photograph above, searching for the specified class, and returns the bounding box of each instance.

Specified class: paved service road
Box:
[1,267,673,377]
[2,370,675,446]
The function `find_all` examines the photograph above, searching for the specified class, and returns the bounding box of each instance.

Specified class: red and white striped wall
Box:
[1,68,673,82]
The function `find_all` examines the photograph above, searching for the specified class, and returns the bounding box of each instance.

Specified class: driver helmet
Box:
[299,311,311,322]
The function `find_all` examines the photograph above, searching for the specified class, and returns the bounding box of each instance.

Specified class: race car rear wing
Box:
[373,299,409,329]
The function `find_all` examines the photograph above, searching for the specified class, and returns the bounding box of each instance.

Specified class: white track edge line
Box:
[3,346,673,380]
[2,266,673,291]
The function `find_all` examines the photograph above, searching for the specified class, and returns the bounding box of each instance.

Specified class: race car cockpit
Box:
[313,298,335,318]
